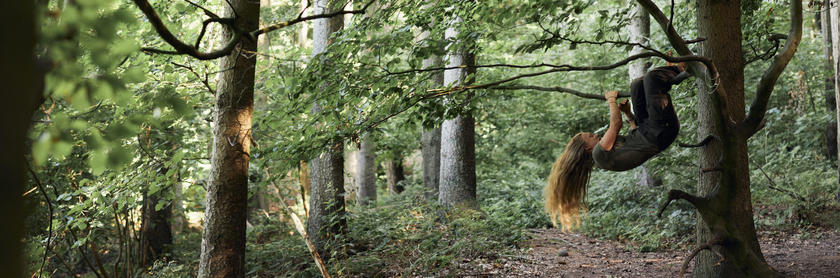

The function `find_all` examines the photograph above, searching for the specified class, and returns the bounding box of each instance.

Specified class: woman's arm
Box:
[618,99,638,129]
[599,91,622,151]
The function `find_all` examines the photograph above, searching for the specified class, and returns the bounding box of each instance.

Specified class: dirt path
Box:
[448,228,840,277]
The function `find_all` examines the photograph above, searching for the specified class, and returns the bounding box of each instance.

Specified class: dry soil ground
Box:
[439,228,840,277]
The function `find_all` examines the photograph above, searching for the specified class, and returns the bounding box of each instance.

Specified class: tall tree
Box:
[820,7,836,157]
[628,2,657,187]
[356,136,377,205]
[385,159,405,195]
[438,3,477,208]
[306,0,347,253]
[831,0,840,198]
[197,0,259,276]
[419,11,443,201]
[638,0,801,276]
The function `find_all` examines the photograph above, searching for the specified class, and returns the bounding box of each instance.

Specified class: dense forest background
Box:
[5,0,840,276]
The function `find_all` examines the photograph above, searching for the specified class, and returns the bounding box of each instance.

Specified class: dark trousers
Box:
[629,66,681,150]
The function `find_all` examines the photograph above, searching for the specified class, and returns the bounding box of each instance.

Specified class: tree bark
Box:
[820,9,837,157]
[417,8,444,201]
[385,159,405,195]
[694,1,751,277]
[830,0,840,199]
[439,9,477,208]
[419,16,443,201]
[356,136,377,205]
[628,2,656,188]
[142,189,173,263]
[0,0,35,275]
[197,0,259,275]
[306,0,346,255]
[421,128,441,199]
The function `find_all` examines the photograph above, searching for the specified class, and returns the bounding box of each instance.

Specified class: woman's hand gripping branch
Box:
[617,99,637,129]
[600,91,622,151]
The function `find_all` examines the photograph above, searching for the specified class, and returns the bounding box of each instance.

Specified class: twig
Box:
[171,62,216,95]
[47,245,78,277]
[678,233,724,278]
[112,203,125,278]
[749,159,807,202]
[657,189,706,218]
[265,169,331,278]
[89,240,112,278]
[679,135,718,148]
[26,161,51,278]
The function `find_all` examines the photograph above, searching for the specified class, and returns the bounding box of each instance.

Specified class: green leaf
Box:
[107,145,133,168]
[172,150,185,164]
[122,67,146,83]
[52,140,74,160]
[112,40,139,56]
[32,133,51,166]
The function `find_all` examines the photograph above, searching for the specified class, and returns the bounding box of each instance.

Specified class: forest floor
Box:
[433,208,840,277]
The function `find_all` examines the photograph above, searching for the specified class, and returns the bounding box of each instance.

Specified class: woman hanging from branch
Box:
[544,63,687,229]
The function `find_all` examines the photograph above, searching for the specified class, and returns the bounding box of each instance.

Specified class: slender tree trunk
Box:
[306,0,346,254]
[830,0,840,199]
[629,3,651,78]
[197,0,259,275]
[385,159,405,195]
[628,2,656,187]
[421,128,441,199]
[820,9,837,157]
[356,136,376,205]
[419,11,443,201]
[439,10,477,208]
[142,189,173,262]
[0,0,35,274]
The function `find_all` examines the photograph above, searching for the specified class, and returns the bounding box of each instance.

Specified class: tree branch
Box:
[678,135,718,148]
[264,169,332,278]
[742,0,802,135]
[657,189,708,218]
[491,85,630,100]
[133,0,372,60]
[426,52,711,96]
[636,0,733,130]
[679,232,725,278]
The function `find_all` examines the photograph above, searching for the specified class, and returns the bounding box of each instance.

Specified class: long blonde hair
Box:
[544,133,594,230]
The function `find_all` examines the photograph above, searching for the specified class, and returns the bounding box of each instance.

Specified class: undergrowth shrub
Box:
[580,170,695,251]
[253,181,526,277]
[478,172,553,229]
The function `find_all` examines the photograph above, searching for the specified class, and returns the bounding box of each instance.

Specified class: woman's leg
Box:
[642,66,680,122]
[629,78,648,123]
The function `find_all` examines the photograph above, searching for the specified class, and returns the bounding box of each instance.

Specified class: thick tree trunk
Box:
[820,9,837,157]
[438,10,477,208]
[356,136,377,205]
[693,0,767,276]
[0,0,35,274]
[419,16,443,201]
[306,0,346,254]
[197,0,259,275]
[385,159,405,195]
